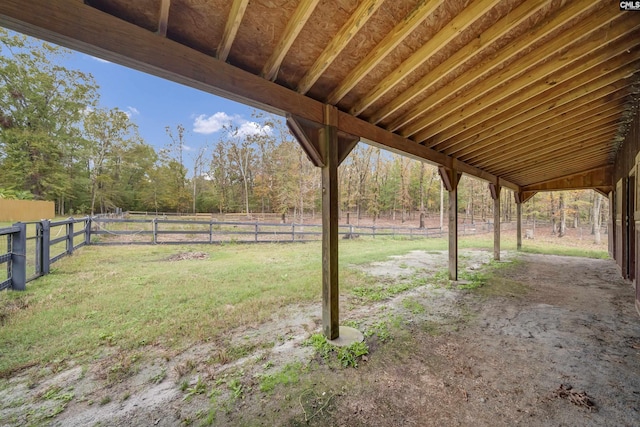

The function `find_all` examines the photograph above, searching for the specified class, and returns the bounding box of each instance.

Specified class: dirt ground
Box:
[1,249,638,426]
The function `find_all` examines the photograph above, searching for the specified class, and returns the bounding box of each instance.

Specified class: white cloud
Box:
[193,112,272,137]
[193,112,235,134]
[235,121,272,137]
[127,106,140,116]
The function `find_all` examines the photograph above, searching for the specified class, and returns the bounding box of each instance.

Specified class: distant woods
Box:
[0,30,608,236]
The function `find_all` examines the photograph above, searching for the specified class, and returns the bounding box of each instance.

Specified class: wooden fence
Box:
[0,216,508,291]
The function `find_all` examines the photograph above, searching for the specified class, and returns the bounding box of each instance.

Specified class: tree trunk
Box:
[558,192,566,237]
[593,193,602,244]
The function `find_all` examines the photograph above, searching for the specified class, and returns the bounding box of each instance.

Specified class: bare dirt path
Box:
[1,250,638,426]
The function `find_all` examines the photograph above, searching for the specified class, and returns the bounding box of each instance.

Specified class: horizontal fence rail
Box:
[1,214,605,291]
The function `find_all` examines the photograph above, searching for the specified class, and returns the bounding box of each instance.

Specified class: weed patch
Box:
[304,334,369,368]
[258,362,303,393]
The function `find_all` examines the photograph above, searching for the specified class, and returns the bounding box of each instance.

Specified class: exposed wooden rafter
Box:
[349,0,502,117]
[369,0,550,125]
[261,0,320,81]
[296,0,384,94]
[325,0,444,105]
[407,7,631,141]
[217,0,249,62]
[157,0,170,37]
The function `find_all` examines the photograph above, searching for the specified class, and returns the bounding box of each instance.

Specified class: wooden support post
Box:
[321,107,340,340]
[514,192,523,251]
[288,108,357,341]
[439,167,460,281]
[489,183,501,261]
[67,219,74,255]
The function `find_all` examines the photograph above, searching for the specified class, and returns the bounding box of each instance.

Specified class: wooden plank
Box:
[504,154,615,184]
[296,0,384,94]
[408,12,637,141]
[435,79,633,157]
[418,57,640,148]
[349,0,501,117]
[217,0,250,61]
[489,183,501,261]
[325,0,444,104]
[157,0,170,36]
[321,105,340,340]
[338,133,359,166]
[522,166,613,192]
[261,0,320,81]
[370,0,551,125]
[457,92,628,161]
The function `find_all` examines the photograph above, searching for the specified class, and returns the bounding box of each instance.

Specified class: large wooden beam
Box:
[296,0,384,94]
[522,166,613,193]
[0,0,518,193]
[321,105,340,340]
[261,0,320,81]
[349,0,501,116]
[217,0,249,61]
[439,167,461,281]
[489,183,501,261]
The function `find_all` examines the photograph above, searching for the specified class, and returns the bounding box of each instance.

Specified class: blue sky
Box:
[59,50,274,175]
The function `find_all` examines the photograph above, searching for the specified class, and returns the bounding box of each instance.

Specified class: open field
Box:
[0,232,619,426]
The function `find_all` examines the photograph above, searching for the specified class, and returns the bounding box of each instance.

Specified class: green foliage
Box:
[183,376,207,401]
[304,333,369,368]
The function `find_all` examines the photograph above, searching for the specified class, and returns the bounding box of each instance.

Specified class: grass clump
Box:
[304,333,369,368]
[258,362,303,393]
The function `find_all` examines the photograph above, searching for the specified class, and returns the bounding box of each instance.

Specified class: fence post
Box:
[41,220,51,275]
[85,217,91,246]
[67,218,74,255]
[255,223,258,243]
[410,228,413,240]
[372,226,376,239]
[11,222,26,291]
[152,218,158,244]
[209,220,213,244]
[292,224,295,242]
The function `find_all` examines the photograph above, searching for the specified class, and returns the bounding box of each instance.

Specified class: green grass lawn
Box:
[0,232,608,377]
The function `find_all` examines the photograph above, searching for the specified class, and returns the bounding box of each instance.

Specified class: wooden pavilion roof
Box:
[2,0,639,194]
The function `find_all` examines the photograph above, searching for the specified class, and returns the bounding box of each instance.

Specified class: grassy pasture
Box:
[0,229,608,377]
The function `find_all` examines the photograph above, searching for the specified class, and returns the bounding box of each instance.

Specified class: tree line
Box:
[0,29,608,239]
